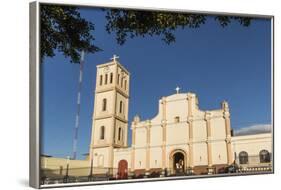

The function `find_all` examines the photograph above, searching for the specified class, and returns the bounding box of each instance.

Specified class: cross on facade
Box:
[110,54,119,62]
[175,86,181,94]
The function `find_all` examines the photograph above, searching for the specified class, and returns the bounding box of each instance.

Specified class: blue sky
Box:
[41,8,272,159]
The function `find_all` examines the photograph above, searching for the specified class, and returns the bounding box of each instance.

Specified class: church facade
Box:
[88,58,272,177]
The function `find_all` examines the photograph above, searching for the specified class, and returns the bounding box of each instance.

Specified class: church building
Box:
[41,56,272,181]
[88,57,272,177]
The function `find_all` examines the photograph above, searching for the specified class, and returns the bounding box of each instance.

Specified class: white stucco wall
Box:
[232,133,272,166]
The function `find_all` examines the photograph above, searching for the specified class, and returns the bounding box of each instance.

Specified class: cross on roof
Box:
[110,54,119,62]
[175,86,181,94]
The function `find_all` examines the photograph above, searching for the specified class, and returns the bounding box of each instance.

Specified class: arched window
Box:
[99,75,103,86]
[110,73,113,83]
[105,74,108,84]
[117,74,120,85]
[102,98,107,111]
[119,101,123,113]
[239,151,248,164]
[259,150,270,163]
[100,126,105,140]
[118,127,122,141]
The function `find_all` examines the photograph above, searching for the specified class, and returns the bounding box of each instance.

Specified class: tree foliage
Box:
[40,4,101,63]
[40,5,252,63]
[105,9,251,45]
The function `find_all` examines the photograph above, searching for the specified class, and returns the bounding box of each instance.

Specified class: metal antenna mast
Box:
[72,51,85,160]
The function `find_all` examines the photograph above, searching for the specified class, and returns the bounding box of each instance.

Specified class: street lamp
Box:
[88,157,94,181]
[63,156,70,183]
[88,150,94,181]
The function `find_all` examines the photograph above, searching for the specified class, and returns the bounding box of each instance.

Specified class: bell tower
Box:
[89,55,130,170]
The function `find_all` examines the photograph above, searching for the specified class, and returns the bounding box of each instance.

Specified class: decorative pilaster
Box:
[131,128,135,171]
[109,92,116,168]
[131,116,139,172]
[207,142,213,166]
[187,94,192,118]
[222,101,233,165]
[188,120,194,173]
[108,146,114,174]
[226,138,232,165]
[145,121,151,172]
[205,112,214,174]
[161,98,167,170]
[187,94,194,173]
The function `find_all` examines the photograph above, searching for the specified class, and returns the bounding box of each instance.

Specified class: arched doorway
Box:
[170,149,187,175]
[117,160,128,179]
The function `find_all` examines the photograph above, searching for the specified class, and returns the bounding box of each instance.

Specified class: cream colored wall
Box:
[94,91,115,117]
[116,65,130,94]
[134,148,146,169]
[41,156,116,176]
[92,118,114,146]
[116,92,128,120]
[193,120,207,141]
[41,157,89,170]
[150,126,162,146]
[114,148,131,168]
[166,123,188,145]
[114,119,128,146]
[92,147,111,168]
[113,148,132,176]
[41,157,90,177]
[232,133,272,158]
[149,147,162,168]
[210,116,226,139]
[165,94,188,122]
[193,143,208,166]
[211,142,228,164]
[96,63,117,89]
[135,127,147,148]
[132,92,231,171]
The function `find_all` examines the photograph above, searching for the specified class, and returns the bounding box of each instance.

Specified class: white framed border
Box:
[29,1,275,189]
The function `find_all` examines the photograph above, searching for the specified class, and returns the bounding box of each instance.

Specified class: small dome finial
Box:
[175,86,181,94]
[133,115,140,123]
[222,100,229,110]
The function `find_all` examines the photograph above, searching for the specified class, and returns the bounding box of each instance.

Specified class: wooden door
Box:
[117,160,128,179]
